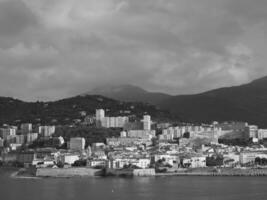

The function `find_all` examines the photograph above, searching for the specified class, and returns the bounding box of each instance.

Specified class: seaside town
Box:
[1,108,267,177]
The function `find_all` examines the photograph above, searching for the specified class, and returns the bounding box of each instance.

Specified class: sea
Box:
[1,169,267,200]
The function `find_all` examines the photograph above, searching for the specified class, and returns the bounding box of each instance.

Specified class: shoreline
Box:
[7,167,267,179]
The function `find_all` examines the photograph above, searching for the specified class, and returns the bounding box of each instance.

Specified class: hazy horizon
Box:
[0,0,267,101]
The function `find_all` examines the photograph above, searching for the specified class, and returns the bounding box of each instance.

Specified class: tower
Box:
[96,109,105,127]
[143,115,151,130]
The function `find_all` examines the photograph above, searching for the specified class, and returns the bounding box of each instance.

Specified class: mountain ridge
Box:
[85,84,172,105]
[0,94,171,126]
[88,76,267,127]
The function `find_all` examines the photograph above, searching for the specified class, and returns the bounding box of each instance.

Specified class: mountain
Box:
[2,76,267,127]
[86,84,172,105]
[0,95,171,126]
[160,76,267,127]
[85,77,267,127]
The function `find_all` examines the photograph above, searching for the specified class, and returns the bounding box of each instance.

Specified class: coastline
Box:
[6,167,267,179]
[156,167,267,177]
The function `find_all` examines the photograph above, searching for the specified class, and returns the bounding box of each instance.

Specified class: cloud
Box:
[0,0,266,100]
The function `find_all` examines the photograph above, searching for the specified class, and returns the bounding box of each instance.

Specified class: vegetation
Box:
[0,95,172,126]
[255,157,267,166]
[28,137,64,149]
[206,156,224,167]
[54,126,121,147]
[160,76,267,128]
[218,138,250,146]
[72,160,87,167]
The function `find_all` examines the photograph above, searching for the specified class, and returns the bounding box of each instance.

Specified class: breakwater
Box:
[156,168,267,177]
[36,167,104,177]
[106,168,156,176]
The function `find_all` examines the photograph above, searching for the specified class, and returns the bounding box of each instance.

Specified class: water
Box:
[1,169,267,200]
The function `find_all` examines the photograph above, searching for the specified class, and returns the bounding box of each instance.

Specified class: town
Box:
[1,108,267,177]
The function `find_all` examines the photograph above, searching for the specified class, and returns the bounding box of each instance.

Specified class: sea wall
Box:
[156,168,267,176]
[36,167,103,177]
[106,168,156,176]
[106,168,133,176]
[133,169,155,176]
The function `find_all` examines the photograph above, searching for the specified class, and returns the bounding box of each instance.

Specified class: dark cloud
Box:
[0,0,266,100]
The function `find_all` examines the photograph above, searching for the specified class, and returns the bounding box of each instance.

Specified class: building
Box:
[153,154,179,166]
[223,153,240,167]
[101,116,129,128]
[6,135,16,143]
[178,138,190,146]
[96,109,105,121]
[106,137,152,147]
[10,143,22,151]
[38,126,55,137]
[59,153,80,165]
[258,129,267,140]
[16,135,25,144]
[91,143,106,151]
[120,131,127,137]
[0,127,16,140]
[88,159,107,168]
[108,158,151,169]
[182,156,206,168]
[239,152,267,164]
[245,125,258,139]
[26,133,38,143]
[21,123,32,134]
[70,137,86,151]
[127,130,156,139]
[0,138,4,147]
[106,137,138,147]
[96,109,105,127]
[143,115,151,130]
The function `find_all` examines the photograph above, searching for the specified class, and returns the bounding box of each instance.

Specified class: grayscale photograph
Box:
[0,0,267,200]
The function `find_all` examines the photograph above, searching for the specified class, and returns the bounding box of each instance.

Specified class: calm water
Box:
[1,169,267,200]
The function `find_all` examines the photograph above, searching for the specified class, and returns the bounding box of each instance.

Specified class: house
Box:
[182,156,206,168]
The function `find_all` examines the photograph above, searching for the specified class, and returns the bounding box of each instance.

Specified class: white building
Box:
[60,154,80,165]
[245,125,258,139]
[27,133,38,143]
[101,116,129,128]
[88,159,107,168]
[10,143,22,151]
[108,158,151,169]
[240,152,267,164]
[143,115,151,130]
[258,129,267,140]
[96,109,105,121]
[38,126,56,137]
[120,131,127,137]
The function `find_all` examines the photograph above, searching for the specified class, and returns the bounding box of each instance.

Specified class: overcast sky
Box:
[0,0,267,101]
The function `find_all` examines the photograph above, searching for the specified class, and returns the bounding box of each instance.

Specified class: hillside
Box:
[0,95,171,126]
[160,76,267,127]
[86,84,171,105]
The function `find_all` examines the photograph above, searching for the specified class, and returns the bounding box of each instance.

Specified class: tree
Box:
[206,156,223,167]
[183,132,190,138]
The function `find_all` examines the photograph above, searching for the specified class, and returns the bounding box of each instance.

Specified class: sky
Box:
[0,0,267,101]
